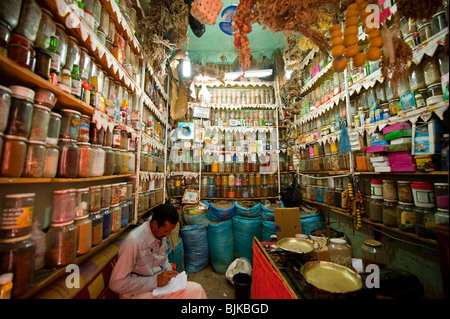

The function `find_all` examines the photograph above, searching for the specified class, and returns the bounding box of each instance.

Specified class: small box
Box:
[399,91,416,114]
[372,140,389,146]
[412,118,442,155]
[375,166,392,172]
[387,143,412,152]
[372,160,391,167]
[366,145,388,153]
[391,163,417,172]
[382,122,412,135]
[385,129,412,141]
[370,156,389,163]
[390,137,412,145]
[274,208,302,240]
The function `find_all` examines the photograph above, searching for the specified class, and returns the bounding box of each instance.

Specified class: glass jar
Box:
[242,186,249,198]
[249,186,255,198]
[103,146,114,176]
[77,114,90,143]
[0,235,36,298]
[101,184,111,209]
[73,188,90,219]
[112,148,122,175]
[414,206,436,239]
[45,221,77,267]
[57,139,79,178]
[6,85,34,137]
[22,140,46,178]
[435,183,449,209]
[52,188,76,223]
[120,201,129,228]
[91,144,105,177]
[382,200,398,227]
[77,142,93,177]
[90,211,103,246]
[0,85,12,133]
[396,202,415,233]
[328,238,352,268]
[120,130,128,150]
[397,181,413,203]
[120,150,129,174]
[334,188,342,208]
[59,109,81,140]
[110,204,121,233]
[64,36,80,72]
[369,198,384,223]
[42,144,59,178]
[35,8,55,49]
[13,0,42,43]
[74,215,92,255]
[101,207,112,239]
[360,239,387,270]
[29,104,50,142]
[55,23,68,72]
[423,56,441,86]
[1,135,27,177]
[1,193,35,238]
[316,186,324,203]
[111,183,120,205]
[89,185,101,212]
[103,127,113,147]
[46,112,61,145]
[89,122,104,145]
[249,174,256,186]
[408,62,426,91]
[435,209,449,225]
[370,179,383,199]
[431,11,447,34]
[382,180,397,201]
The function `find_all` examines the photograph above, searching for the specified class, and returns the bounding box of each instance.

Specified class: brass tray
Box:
[301,261,363,294]
[277,237,315,254]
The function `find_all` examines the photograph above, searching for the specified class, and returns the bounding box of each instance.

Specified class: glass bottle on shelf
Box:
[71,64,82,99]
[360,239,387,270]
[328,238,352,268]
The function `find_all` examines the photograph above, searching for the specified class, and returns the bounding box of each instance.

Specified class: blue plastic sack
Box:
[260,221,276,242]
[206,201,236,221]
[300,212,324,237]
[207,220,234,274]
[232,216,261,263]
[181,212,209,228]
[180,225,209,274]
[235,201,261,218]
[260,202,284,221]
[168,237,185,273]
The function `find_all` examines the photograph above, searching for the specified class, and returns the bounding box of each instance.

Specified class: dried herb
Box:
[396,0,443,21]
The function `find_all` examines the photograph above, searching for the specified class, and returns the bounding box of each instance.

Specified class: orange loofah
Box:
[367,47,382,61]
[332,45,346,58]
[353,52,367,67]
[344,35,358,47]
[346,44,360,58]
[369,36,384,48]
[333,56,348,73]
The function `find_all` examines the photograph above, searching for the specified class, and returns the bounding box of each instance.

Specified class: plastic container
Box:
[408,63,426,91]
[423,56,441,87]
[360,239,387,270]
[101,184,111,209]
[30,220,46,271]
[327,238,352,268]
[370,179,383,199]
[411,181,435,208]
[0,193,35,238]
[90,144,105,177]
[396,181,413,203]
[414,206,436,239]
[369,198,384,223]
[0,235,36,298]
[57,139,79,178]
[90,211,103,246]
[22,140,46,177]
[6,85,34,137]
[42,144,59,178]
[382,200,398,227]
[45,221,78,267]
[59,109,81,140]
[0,135,27,177]
[434,183,449,209]
[435,209,449,225]
[396,202,415,233]
[46,112,61,145]
[0,85,12,133]
[52,188,76,223]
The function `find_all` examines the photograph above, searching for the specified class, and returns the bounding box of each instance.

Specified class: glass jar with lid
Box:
[408,62,426,91]
[120,150,129,174]
[120,201,129,228]
[55,23,68,72]
[423,56,441,86]
[0,85,11,133]
[90,211,103,246]
[89,185,101,212]
[382,180,397,201]
[101,207,112,239]
[431,11,447,34]
[112,148,122,175]
[59,109,81,140]
[57,139,79,177]
[6,85,34,137]
[328,238,353,268]
[64,36,80,72]
[0,235,36,298]
[397,181,413,203]
[77,142,93,177]
[75,188,89,218]
[369,198,383,223]
[45,220,77,267]
[414,206,436,239]
[35,8,55,49]
[22,140,46,178]
[52,188,76,223]
[396,202,415,232]
[360,239,387,270]
[89,122,104,145]
[382,200,398,227]
[101,184,111,209]
[1,135,27,177]
[29,104,50,141]
[74,215,92,255]
[42,144,59,178]
[46,112,61,145]
[103,146,114,176]
[77,114,90,143]
[110,204,121,233]
[13,0,42,43]
[435,209,449,225]
[91,144,105,177]
[111,183,120,205]
[1,193,35,239]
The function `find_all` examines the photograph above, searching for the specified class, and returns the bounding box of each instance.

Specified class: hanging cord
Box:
[296,172,350,179]
[371,227,438,251]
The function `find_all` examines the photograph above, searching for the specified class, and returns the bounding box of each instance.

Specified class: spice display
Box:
[1,135,27,177]
[78,115,91,143]
[57,139,79,178]
[91,144,105,177]
[1,193,35,238]
[0,236,36,298]
[74,216,92,255]
[397,181,413,203]
[77,142,93,177]
[46,112,61,145]
[42,144,59,178]
[52,189,76,223]
[90,211,103,246]
[6,86,34,137]
[101,208,112,239]
[89,186,101,212]
[45,221,77,267]
[75,188,89,218]
[369,198,383,223]
[0,85,11,133]
[22,140,46,178]
[101,184,112,209]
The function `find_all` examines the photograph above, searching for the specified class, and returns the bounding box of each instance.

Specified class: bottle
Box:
[0,273,13,299]
[30,220,46,271]
[71,64,82,99]
[47,35,60,75]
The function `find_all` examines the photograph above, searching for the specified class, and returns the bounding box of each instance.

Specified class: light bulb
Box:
[182,55,191,78]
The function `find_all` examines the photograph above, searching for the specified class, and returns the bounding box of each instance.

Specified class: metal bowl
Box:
[277,237,315,254]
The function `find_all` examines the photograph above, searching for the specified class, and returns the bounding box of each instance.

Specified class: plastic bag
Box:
[208,220,234,274]
[235,201,261,218]
[225,257,252,284]
[180,225,209,274]
[232,216,261,262]
[260,220,276,241]
[167,237,185,273]
[280,175,302,207]
[206,201,236,221]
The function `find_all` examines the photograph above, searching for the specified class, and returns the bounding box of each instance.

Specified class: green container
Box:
[388,143,412,152]
[385,129,412,141]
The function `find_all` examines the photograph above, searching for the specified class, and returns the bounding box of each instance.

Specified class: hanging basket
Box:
[190,0,224,25]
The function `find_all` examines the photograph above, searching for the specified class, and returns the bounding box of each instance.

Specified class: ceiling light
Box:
[224,69,273,80]
[182,53,191,78]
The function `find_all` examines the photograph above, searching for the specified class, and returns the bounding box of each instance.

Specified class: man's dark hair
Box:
[151,203,179,227]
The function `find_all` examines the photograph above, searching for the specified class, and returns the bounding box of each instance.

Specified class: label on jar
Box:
[414,91,426,108]
[79,122,90,137]
[371,185,383,197]
[0,206,34,230]
[49,52,60,73]
[414,190,435,205]
[401,211,415,229]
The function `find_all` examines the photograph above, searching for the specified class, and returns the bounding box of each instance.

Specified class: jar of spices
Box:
[249,186,256,198]
[103,146,114,176]
[29,104,50,142]
[1,193,35,239]
[101,184,112,209]
[90,211,103,246]
[0,235,36,298]
[91,144,105,177]
[0,85,12,133]
[101,207,112,239]
[435,209,449,225]
[328,238,352,268]
[408,62,426,91]
[396,202,415,233]
[110,204,121,233]
[89,186,101,212]
[120,150,129,174]
[45,220,78,267]
[228,173,235,187]
[89,122,104,145]
[42,144,59,178]
[111,183,120,205]
[1,135,27,177]
[73,215,92,255]
[423,56,441,87]
[418,22,432,43]
[382,180,397,201]
[242,186,249,198]
[435,183,449,209]
[120,130,128,150]
[52,188,76,223]
[360,239,387,270]
[369,198,384,223]
[120,201,129,227]
[382,200,398,227]
[77,142,93,177]
[22,140,46,178]
[46,112,61,145]
[103,127,113,147]
[414,206,436,239]
[6,85,34,137]
[77,114,90,143]
[431,11,447,35]
[397,181,413,203]
[249,174,256,186]
[59,109,81,140]
[14,0,42,43]
[112,148,122,175]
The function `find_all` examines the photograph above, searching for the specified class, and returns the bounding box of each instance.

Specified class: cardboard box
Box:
[274,208,303,240]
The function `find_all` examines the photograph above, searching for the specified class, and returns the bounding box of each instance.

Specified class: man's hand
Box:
[156,270,178,287]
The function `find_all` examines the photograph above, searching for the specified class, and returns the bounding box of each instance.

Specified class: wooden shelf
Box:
[0,174,135,184]
[0,55,95,116]
[201,197,279,200]
[299,170,351,175]
[355,171,449,176]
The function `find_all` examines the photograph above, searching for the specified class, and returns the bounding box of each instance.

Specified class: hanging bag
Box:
[280,175,302,207]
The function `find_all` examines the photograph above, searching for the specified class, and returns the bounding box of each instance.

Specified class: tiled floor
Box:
[187,264,236,299]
